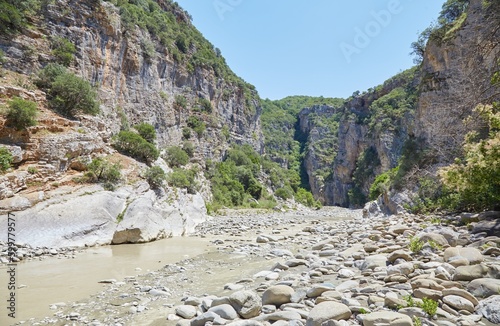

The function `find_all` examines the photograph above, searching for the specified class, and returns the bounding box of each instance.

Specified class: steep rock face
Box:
[414,0,500,162]
[1,0,263,163]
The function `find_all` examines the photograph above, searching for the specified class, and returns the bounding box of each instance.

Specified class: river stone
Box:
[387,250,412,263]
[413,288,443,301]
[442,288,478,306]
[476,295,500,324]
[410,279,445,291]
[472,219,500,237]
[444,247,484,265]
[453,264,489,281]
[418,233,449,247]
[307,284,335,297]
[442,295,475,313]
[208,304,238,320]
[305,302,352,326]
[364,243,379,253]
[467,278,500,298]
[225,321,264,326]
[387,262,414,276]
[385,296,408,309]
[361,254,387,271]
[338,268,355,278]
[336,280,359,292]
[229,290,262,319]
[259,311,302,322]
[361,311,413,326]
[285,259,309,267]
[190,312,219,326]
[262,285,295,306]
[176,305,197,319]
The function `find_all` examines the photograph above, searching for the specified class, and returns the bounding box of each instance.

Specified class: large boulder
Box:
[472,219,500,237]
[467,278,500,298]
[476,295,500,324]
[262,285,295,306]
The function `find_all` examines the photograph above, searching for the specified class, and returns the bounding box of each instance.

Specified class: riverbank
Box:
[4,207,500,326]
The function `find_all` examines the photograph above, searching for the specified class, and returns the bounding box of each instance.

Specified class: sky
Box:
[174,1,444,100]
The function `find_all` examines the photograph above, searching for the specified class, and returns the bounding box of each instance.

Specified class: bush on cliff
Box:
[0,147,13,173]
[6,97,38,130]
[84,157,122,190]
[113,131,159,164]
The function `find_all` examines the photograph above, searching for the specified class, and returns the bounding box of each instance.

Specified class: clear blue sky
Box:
[175,1,444,100]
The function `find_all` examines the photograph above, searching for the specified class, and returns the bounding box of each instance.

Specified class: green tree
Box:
[6,97,38,130]
[134,123,156,143]
[35,63,66,90]
[48,72,99,117]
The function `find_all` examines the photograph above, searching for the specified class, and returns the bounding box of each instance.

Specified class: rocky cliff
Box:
[0,0,263,246]
[298,0,499,209]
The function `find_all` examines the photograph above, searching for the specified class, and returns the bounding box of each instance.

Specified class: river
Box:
[0,236,211,324]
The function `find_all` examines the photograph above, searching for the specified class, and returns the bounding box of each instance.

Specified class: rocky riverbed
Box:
[7,207,500,326]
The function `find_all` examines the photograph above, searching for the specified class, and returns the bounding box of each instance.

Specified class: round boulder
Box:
[262,285,295,306]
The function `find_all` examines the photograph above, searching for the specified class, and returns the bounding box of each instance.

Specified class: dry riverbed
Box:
[4,207,500,326]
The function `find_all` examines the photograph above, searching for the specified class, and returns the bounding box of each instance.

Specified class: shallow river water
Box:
[0,236,212,324]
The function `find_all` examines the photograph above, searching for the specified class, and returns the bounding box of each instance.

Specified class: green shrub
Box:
[134,123,156,143]
[295,188,321,208]
[0,0,36,34]
[165,146,189,167]
[0,147,13,173]
[84,157,121,190]
[167,167,197,194]
[145,166,166,188]
[6,97,38,130]
[113,131,159,163]
[408,236,424,253]
[174,95,187,110]
[182,127,191,140]
[421,298,438,316]
[275,187,293,200]
[182,141,195,157]
[51,36,76,66]
[27,166,38,174]
[198,98,212,113]
[369,171,391,200]
[35,63,66,90]
[439,103,500,211]
[48,72,99,117]
[187,116,206,137]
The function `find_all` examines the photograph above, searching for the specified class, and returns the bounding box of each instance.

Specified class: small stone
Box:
[453,264,489,281]
[307,284,335,298]
[467,278,500,298]
[228,290,262,319]
[175,305,197,319]
[442,288,479,306]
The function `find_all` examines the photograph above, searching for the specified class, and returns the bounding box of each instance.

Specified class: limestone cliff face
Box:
[0,0,263,245]
[414,0,499,162]
[299,81,413,207]
[301,0,499,208]
[1,0,262,165]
